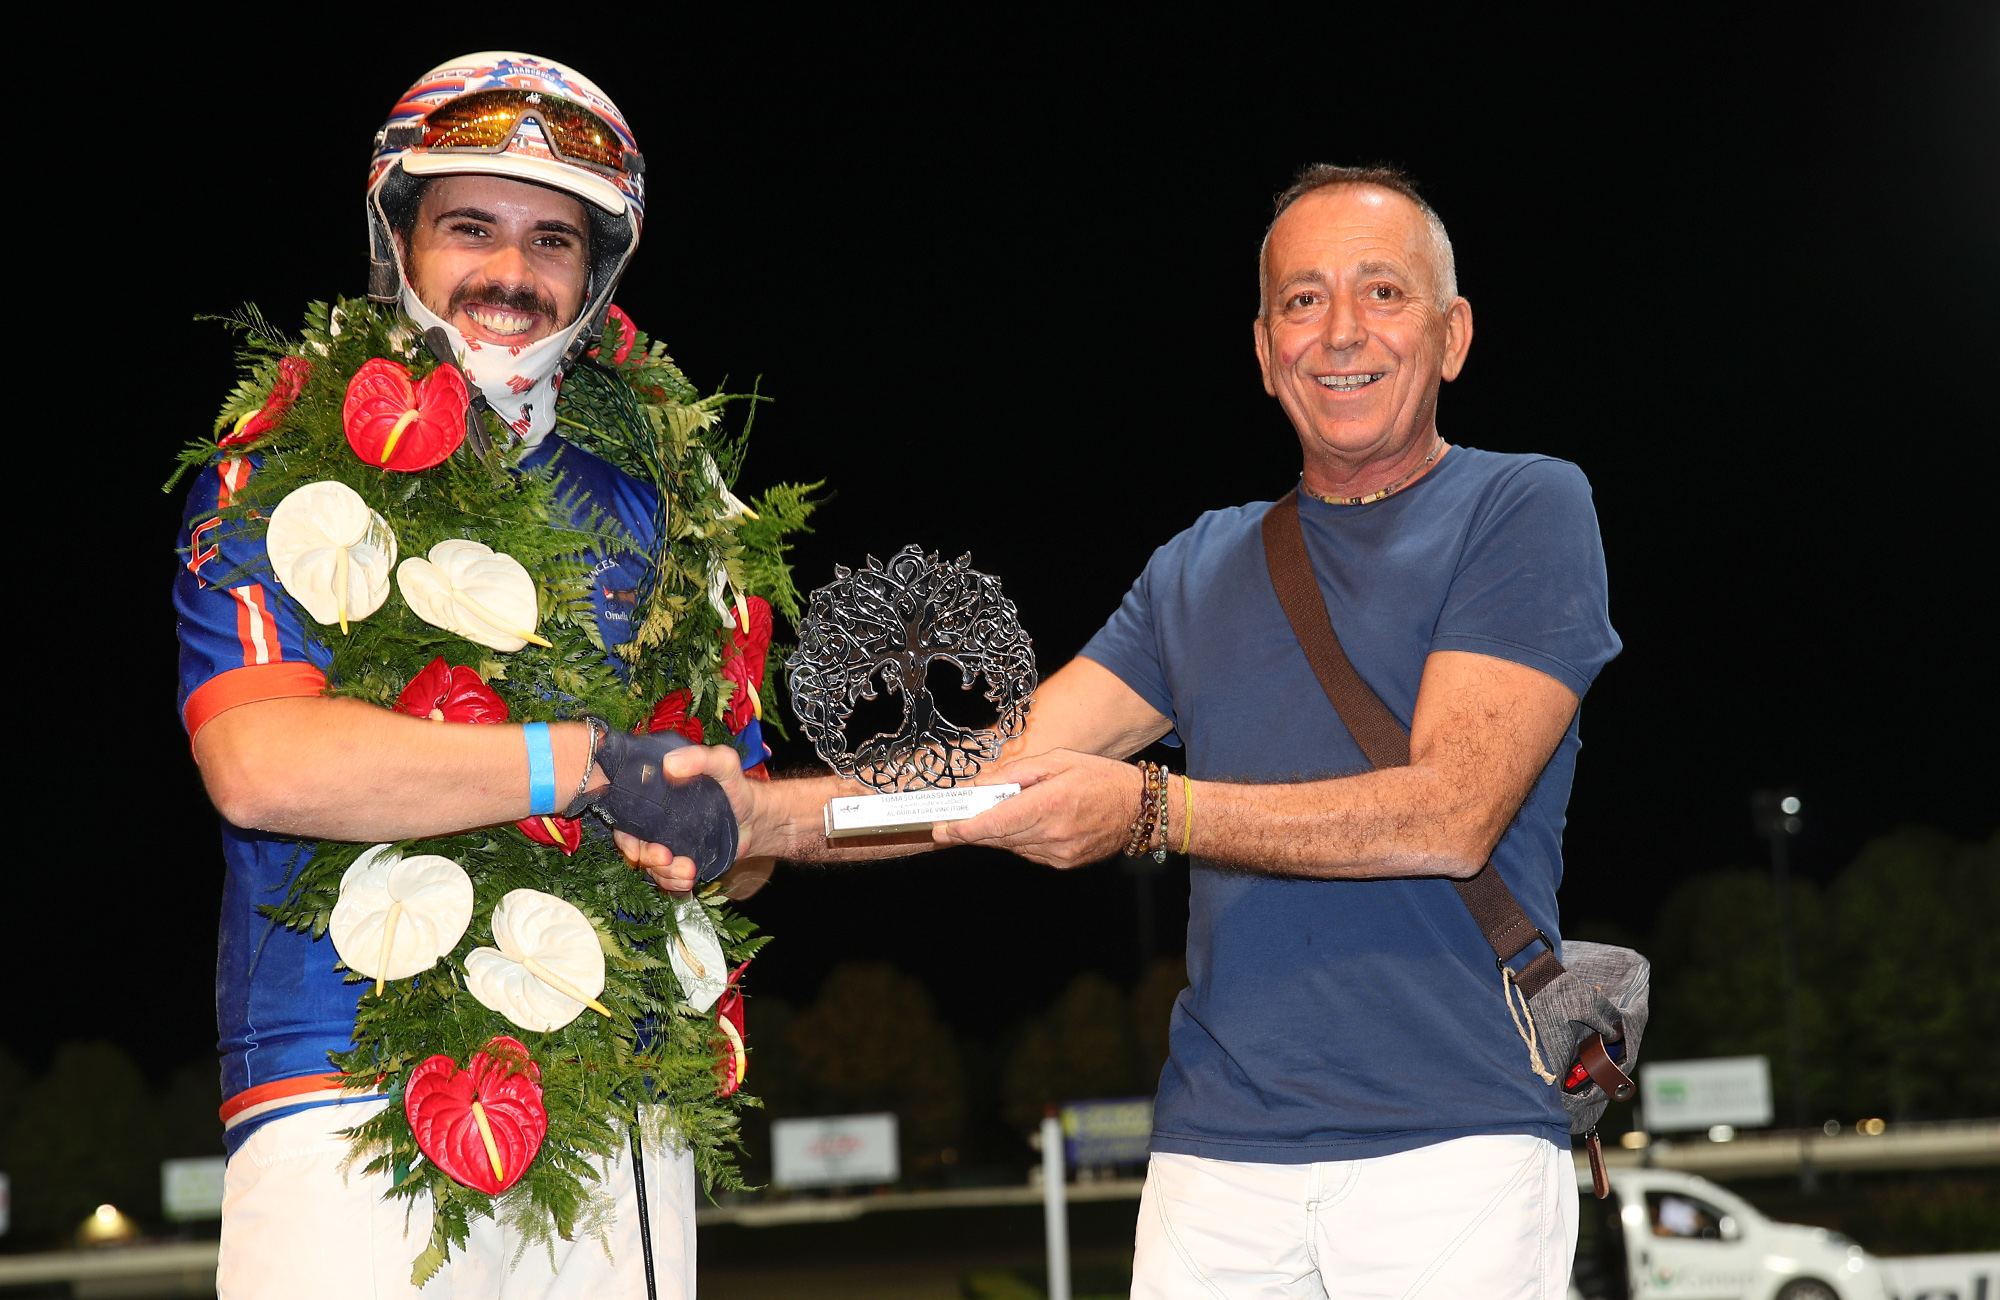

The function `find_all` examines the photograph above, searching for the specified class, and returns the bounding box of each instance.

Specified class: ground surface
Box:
[696,1202,1140,1298]
[701,1247,1132,1300]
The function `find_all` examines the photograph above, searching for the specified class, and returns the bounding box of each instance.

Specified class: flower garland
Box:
[173,299,818,1283]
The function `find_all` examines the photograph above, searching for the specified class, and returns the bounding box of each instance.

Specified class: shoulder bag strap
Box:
[1260,488,1563,996]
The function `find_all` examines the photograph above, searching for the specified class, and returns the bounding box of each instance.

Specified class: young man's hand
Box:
[610,742,768,892]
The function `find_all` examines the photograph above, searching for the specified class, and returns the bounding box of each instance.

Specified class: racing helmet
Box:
[365,52,646,373]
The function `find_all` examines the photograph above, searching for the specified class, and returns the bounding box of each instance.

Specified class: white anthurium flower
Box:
[700,451,759,523]
[309,306,346,357]
[694,454,755,629]
[327,845,474,996]
[397,540,552,652]
[706,559,740,627]
[668,899,728,1013]
[464,889,610,1033]
[265,481,397,633]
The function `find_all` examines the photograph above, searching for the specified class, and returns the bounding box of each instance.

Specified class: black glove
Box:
[566,718,740,883]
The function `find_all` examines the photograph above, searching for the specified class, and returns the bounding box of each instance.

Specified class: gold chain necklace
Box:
[1300,437,1446,506]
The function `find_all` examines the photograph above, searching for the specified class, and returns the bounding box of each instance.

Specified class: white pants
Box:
[218,1100,696,1300]
[1133,1134,1577,1300]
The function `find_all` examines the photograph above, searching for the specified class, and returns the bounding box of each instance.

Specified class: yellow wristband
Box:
[1179,775,1194,855]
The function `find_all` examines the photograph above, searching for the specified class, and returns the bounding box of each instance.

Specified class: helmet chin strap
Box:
[420,326,494,461]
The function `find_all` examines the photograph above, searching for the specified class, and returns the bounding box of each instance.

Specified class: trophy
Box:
[786,545,1038,838]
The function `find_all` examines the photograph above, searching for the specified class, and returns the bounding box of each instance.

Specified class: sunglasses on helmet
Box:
[383,89,644,179]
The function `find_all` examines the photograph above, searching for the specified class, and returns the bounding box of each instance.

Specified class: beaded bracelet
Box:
[1124,760,1178,861]
[1123,761,1162,857]
[1121,762,1150,857]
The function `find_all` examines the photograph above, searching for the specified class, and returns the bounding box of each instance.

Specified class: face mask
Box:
[398,284,574,452]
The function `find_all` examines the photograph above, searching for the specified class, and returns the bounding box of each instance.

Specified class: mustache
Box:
[447,281,563,324]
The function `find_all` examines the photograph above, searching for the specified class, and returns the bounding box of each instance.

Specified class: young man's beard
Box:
[442,281,569,331]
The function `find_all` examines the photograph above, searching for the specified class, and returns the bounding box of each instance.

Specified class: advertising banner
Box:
[1641,1057,1774,1132]
[1061,1098,1153,1166]
[770,1113,900,1188]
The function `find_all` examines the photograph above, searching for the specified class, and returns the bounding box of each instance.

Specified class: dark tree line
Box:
[1609,826,2000,1125]
[735,956,1187,1186]
[0,1044,223,1248]
[740,826,1996,1185]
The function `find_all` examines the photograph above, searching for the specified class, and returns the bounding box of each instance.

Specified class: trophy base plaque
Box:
[823,785,1022,839]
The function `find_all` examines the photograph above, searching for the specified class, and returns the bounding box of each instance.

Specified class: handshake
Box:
[565,717,740,884]
[559,546,1040,886]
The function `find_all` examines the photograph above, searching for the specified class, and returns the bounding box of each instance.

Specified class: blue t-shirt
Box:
[1079,446,1621,1162]
[174,435,765,1154]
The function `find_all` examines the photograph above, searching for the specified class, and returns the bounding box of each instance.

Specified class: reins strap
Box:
[423,326,496,461]
[1260,489,1563,996]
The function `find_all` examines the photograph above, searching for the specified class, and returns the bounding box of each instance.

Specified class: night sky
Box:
[11,14,1995,1081]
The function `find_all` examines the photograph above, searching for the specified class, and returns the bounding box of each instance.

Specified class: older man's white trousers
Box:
[1132,1134,1578,1300]
[217,1100,695,1300]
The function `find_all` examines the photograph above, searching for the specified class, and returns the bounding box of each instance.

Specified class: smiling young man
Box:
[402,174,590,345]
[176,52,771,1300]
[645,164,1622,1297]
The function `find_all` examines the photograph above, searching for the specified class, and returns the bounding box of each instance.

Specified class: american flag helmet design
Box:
[367,52,644,226]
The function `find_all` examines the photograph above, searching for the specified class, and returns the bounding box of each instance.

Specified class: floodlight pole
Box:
[1042,1106,1071,1300]
[1753,788,1816,1193]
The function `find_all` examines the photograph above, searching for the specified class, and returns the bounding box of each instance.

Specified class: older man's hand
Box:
[935,748,1141,868]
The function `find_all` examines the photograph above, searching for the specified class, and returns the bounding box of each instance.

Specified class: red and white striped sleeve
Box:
[174,456,330,746]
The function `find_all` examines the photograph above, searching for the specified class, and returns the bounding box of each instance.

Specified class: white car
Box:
[1570,1167,1889,1300]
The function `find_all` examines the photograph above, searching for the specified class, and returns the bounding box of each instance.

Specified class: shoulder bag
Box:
[1259,488,1648,1195]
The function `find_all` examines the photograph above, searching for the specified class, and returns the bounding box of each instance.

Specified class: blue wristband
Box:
[523,722,558,815]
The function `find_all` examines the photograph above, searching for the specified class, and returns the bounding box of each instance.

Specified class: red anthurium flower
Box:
[607,306,638,365]
[404,1036,548,1195]
[343,357,469,471]
[518,813,583,856]
[395,657,509,726]
[588,304,639,367]
[642,689,705,744]
[222,356,312,447]
[714,962,751,1097]
[719,596,773,734]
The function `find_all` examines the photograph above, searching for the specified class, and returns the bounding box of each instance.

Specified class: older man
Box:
[657,165,1620,1296]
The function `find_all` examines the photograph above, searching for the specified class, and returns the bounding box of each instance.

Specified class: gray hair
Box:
[1256,163,1457,316]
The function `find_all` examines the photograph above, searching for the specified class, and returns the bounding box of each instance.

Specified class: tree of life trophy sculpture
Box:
[786,545,1038,838]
